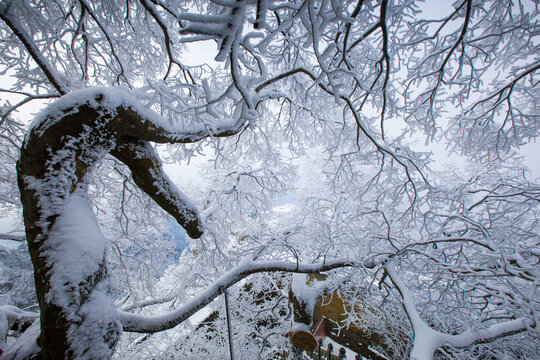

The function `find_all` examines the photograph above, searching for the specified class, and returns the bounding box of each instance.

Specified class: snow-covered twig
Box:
[0,4,68,94]
[384,260,531,360]
[0,233,25,242]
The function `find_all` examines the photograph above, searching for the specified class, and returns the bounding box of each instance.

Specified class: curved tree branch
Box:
[385,260,531,360]
[120,258,353,333]
[15,87,250,359]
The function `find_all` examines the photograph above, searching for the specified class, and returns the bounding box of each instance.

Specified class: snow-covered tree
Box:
[0,0,538,359]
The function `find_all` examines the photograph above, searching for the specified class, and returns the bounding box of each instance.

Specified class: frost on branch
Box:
[14,87,244,359]
[385,260,533,360]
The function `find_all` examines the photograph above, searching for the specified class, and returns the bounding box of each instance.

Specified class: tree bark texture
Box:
[16,90,216,359]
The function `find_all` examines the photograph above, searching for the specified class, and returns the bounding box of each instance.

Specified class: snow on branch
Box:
[384,260,531,360]
[178,0,247,62]
[0,233,25,242]
[0,305,39,343]
[137,0,186,80]
[0,3,68,95]
[119,257,353,333]
[14,85,260,357]
[444,318,533,348]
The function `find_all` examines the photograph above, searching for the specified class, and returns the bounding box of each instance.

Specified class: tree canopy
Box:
[0,0,539,359]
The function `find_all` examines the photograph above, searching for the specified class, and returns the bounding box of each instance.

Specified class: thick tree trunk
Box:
[15,89,215,359]
[17,102,121,359]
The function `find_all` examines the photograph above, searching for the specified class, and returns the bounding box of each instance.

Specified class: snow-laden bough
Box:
[13,87,244,359]
[10,87,353,360]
